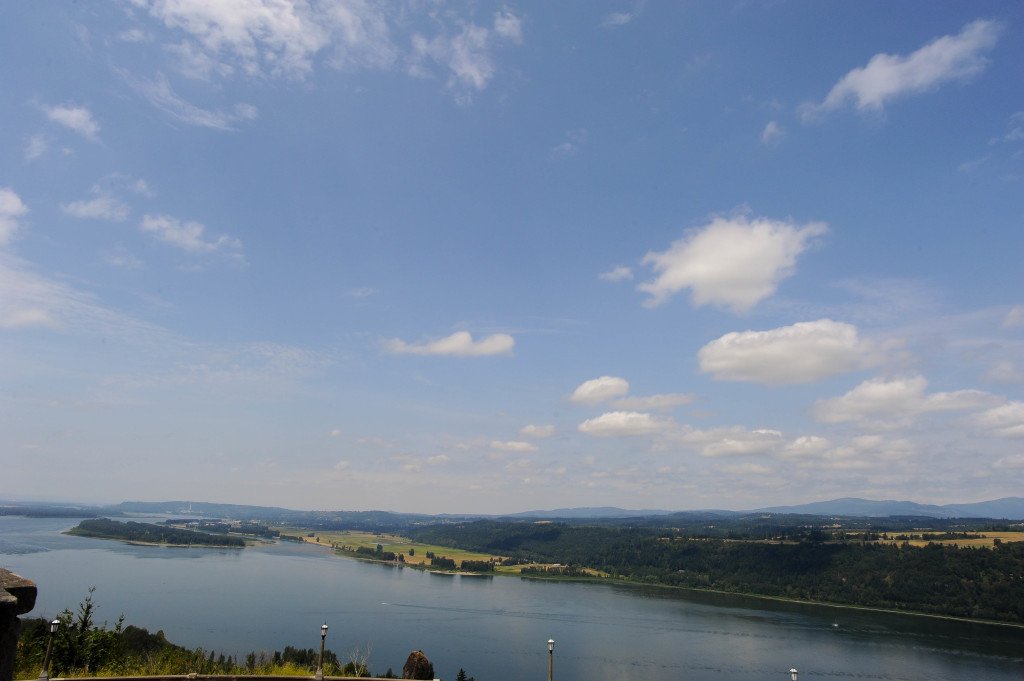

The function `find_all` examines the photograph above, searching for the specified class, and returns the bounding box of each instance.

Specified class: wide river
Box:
[2,516,1023,681]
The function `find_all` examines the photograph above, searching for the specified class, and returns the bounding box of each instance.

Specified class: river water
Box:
[2,516,1022,681]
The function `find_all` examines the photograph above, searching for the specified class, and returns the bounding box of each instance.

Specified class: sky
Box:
[1,1,1023,515]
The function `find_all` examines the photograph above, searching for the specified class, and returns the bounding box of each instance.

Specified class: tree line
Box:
[407,520,1024,623]
[67,518,245,547]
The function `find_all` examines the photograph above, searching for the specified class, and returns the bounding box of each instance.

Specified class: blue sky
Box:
[2,1,1023,514]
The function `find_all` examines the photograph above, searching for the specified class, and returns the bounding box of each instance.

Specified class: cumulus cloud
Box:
[140,214,243,255]
[993,454,1024,469]
[41,103,100,140]
[761,121,785,144]
[671,426,783,458]
[24,134,49,161]
[973,402,1024,438]
[812,375,1000,424]
[578,411,675,437]
[1000,305,1024,329]
[569,376,629,405]
[698,319,877,385]
[491,440,538,452]
[780,435,831,460]
[816,435,916,470]
[139,0,396,80]
[384,331,515,356]
[982,361,1024,384]
[410,10,523,99]
[493,9,523,43]
[638,215,827,312]
[519,424,556,439]
[599,265,633,282]
[610,393,695,411]
[0,188,29,246]
[62,195,130,222]
[802,19,1000,120]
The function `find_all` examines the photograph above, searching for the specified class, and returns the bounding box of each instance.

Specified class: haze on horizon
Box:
[1,2,1022,516]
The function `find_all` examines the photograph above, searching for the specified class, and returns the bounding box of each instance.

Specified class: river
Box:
[2,516,1022,680]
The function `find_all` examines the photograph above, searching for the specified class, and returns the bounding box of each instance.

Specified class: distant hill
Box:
[504,506,676,519]
[753,497,1024,520]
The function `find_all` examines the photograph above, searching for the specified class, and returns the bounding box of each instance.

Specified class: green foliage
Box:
[14,590,374,679]
[67,518,245,547]
[409,520,1024,623]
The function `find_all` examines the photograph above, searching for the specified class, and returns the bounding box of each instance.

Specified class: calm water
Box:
[2,515,1022,681]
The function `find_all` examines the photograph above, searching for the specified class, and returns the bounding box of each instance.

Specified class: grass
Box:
[273,528,501,567]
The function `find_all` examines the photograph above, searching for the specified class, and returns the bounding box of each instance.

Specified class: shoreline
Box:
[326,546,1024,630]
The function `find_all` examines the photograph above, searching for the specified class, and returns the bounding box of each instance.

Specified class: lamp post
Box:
[547,639,554,681]
[38,619,60,681]
[790,668,798,681]
[315,623,328,680]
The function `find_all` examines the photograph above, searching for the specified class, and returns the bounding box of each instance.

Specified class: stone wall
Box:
[0,568,37,681]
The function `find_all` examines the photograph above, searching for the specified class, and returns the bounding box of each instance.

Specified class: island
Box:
[66,518,245,548]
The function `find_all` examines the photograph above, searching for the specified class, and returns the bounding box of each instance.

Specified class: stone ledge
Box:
[0,568,37,615]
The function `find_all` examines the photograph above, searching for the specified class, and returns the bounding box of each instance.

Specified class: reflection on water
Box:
[2,515,1022,681]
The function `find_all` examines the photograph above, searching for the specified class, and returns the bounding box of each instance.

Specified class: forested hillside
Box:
[408,521,1024,623]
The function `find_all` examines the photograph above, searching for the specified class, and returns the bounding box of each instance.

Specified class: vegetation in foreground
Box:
[14,590,413,679]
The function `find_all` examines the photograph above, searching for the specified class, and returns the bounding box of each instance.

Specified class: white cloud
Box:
[122,72,259,130]
[140,0,362,79]
[384,331,515,356]
[814,435,917,470]
[602,13,634,27]
[569,376,629,405]
[761,121,785,144]
[780,435,831,460]
[599,265,633,282]
[973,402,1024,438]
[62,195,130,222]
[982,361,1024,384]
[993,454,1024,469]
[719,462,772,476]
[638,215,827,312]
[578,411,676,437]
[493,10,523,43]
[802,19,1000,120]
[329,429,342,437]
[24,134,49,161]
[41,104,100,140]
[812,375,1000,424]
[675,426,783,458]
[610,393,695,411]
[1000,305,1024,329]
[491,440,538,452]
[519,424,556,439]
[698,319,876,385]
[334,460,350,471]
[0,188,29,246]
[547,128,588,161]
[139,214,243,255]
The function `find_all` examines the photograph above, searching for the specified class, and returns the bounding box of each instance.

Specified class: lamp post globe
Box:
[38,619,61,681]
[547,639,555,681]
[315,623,329,680]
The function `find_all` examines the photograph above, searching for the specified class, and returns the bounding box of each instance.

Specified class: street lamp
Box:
[547,639,554,681]
[38,619,60,681]
[790,668,798,681]
[315,623,328,680]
